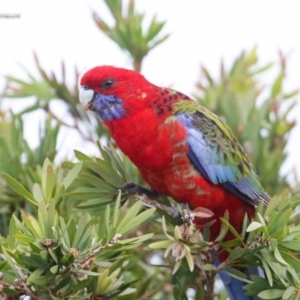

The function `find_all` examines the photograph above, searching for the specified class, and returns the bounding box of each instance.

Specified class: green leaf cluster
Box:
[243,193,300,300]
[0,159,155,299]
[195,47,298,195]
[92,0,170,72]
[149,193,300,300]
[0,114,60,235]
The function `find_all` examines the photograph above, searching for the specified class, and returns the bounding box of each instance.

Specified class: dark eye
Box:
[101,79,115,88]
[82,85,90,90]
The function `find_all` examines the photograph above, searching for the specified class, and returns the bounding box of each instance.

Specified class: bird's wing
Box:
[174,100,270,207]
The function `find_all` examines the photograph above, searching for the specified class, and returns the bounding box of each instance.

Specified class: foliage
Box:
[195,48,298,195]
[92,0,170,72]
[0,114,60,236]
[151,192,300,300]
[0,158,155,299]
[0,0,299,299]
[4,53,107,144]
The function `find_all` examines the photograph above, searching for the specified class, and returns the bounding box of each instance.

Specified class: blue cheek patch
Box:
[92,93,126,121]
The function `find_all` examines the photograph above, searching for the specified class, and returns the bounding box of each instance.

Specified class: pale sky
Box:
[1,0,300,182]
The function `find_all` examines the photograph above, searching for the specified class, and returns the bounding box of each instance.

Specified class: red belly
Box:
[140,163,254,246]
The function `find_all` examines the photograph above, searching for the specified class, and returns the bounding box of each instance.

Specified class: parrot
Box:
[79,65,270,300]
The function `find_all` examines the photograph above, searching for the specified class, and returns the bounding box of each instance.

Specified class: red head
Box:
[80,66,149,96]
[79,66,157,121]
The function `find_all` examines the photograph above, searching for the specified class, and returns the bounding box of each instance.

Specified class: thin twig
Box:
[75,233,122,270]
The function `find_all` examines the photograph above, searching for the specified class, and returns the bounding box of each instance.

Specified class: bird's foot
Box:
[118,182,158,197]
[118,183,186,224]
[173,205,216,228]
[169,204,216,229]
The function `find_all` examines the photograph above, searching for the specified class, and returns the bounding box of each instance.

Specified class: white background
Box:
[1,0,299,183]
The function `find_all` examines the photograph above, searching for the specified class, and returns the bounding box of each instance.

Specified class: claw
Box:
[118,182,158,197]
[170,207,183,225]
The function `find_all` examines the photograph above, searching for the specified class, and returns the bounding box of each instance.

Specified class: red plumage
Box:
[106,103,254,246]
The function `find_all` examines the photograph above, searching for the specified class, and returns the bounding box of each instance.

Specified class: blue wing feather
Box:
[186,126,238,183]
[176,113,270,206]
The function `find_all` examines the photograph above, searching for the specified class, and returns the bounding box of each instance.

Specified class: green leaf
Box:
[161,215,175,240]
[146,16,165,42]
[26,265,52,285]
[282,286,296,299]
[67,187,115,199]
[118,233,153,244]
[261,258,273,287]
[74,150,93,162]
[228,247,244,261]
[97,269,112,293]
[286,267,300,285]
[280,241,300,251]
[247,221,263,232]
[116,200,142,232]
[77,269,101,276]
[49,248,59,264]
[271,74,284,98]
[7,214,17,250]
[258,289,284,299]
[72,213,93,249]
[184,245,194,272]
[216,211,229,242]
[41,158,55,203]
[222,218,244,242]
[22,215,43,238]
[1,248,19,277]
[119,207,155,234]
[32,183,44,203]
[15,233,36,245]
[76,197,113,210]
[172,277,189,300]
[38,197,57,238]
[85,160,120,187]
[113,190,121,228]
[62,161,82,190]
[2,173,38,206]
[148,240,173,249]
[279,250,300,272]
[50,265,59,274]
[273,247,288,265]
[225,267,250,283]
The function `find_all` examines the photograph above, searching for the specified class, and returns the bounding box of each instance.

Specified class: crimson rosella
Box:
[79,66,270,300]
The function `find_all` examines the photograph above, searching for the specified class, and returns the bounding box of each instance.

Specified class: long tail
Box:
[216,259,263,300]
